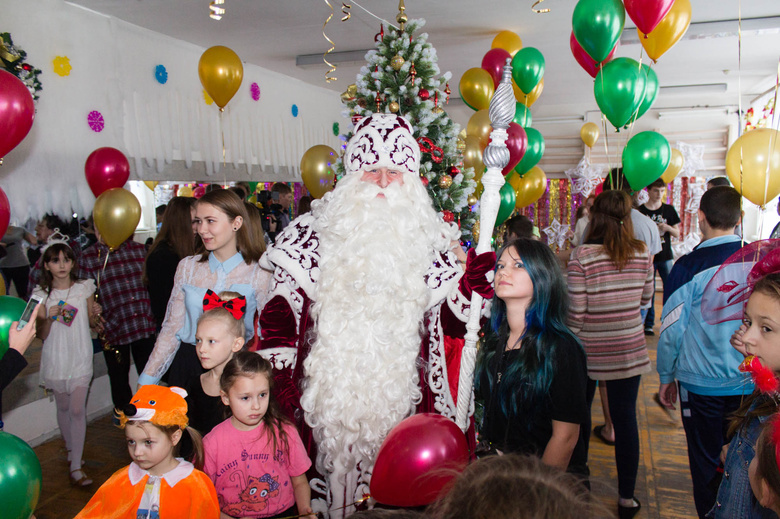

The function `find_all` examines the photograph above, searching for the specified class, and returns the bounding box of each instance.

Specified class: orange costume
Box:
[76,461,220,519]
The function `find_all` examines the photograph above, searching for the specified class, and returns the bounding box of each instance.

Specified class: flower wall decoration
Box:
[155,64,168,84]
[87,110,104,132]
[250,82,260,101]
[52,56,71,77]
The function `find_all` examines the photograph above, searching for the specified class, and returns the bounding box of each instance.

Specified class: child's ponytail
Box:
[183,427,205,471]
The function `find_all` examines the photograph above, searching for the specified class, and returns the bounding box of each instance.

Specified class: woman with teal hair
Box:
[475,238,589,478]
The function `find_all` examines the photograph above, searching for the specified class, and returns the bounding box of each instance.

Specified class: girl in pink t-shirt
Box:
[204,351,314,519]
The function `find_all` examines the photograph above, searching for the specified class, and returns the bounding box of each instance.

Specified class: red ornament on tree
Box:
[444,83,451,104]
[421,176,429,187]
[375,92,382,112]
[442,210,455,223]
[409,62,417,84]
[418,89,430,101]
[375,24,384,43]
[448,165,460,175]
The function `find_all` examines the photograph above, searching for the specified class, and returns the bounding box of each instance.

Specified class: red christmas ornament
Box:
[351,114,364,126]
[442,210,455,223]
[421,176,429,187]
[375,92,382,112]
[375,24,384,43]
[448,165,460,175]
[22,64,32,71]
[409,62,417,84]
[444,83,451,104]
[418,88,430,101]
[417,137,444,164]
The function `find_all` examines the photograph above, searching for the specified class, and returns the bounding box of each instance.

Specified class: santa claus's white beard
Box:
[302,173,457,500]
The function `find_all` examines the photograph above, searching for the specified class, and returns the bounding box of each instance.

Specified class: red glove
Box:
[458,249,496,299]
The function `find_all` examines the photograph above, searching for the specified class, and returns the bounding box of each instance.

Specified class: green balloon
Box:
[572,0,625,63]
[633,64,659,123]
[0,431,42,519]
[513,103,533,128]
[496,182,516,227]
[0,296,26,359]
[622,131,672,191]
[248,182,259,196]
[514,127,545,176]
[511,47,545,95]
[594,57,646,129]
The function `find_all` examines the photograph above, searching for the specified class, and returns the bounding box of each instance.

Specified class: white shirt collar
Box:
[128,459,194,487]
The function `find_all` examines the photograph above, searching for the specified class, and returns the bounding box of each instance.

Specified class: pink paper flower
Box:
[87,110,104,132]
[250,82,261,101]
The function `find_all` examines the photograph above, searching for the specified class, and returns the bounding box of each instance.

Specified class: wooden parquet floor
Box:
[29,303,698,518]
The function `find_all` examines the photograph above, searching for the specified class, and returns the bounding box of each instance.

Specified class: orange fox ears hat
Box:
[118,385,188,430]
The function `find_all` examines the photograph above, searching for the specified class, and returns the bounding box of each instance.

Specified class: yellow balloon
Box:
[492,31,523,57]
[463,135,486,182]
[300,145,337,199]
[514,166,547,208]
[0,276,5,295]
[459,68,495,111]
[198,46,244,109]
[513,77,543,107]
[178,186,193,197]
[467,110,493,150]
[661,148,685,184]
[93,188,142,251]
[143,181,158,191]
[726,129,780,206]
[639,0,692,62]
[474,181,484,198]
[580,122,600,148]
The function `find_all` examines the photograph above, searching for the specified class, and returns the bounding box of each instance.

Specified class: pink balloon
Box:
[570,32,617,78]
[85,147,130,197]
[481,48,512,88]
[371,413,469,507]
[489,122,527,176]
[192,186,206,199]
[0,70,35,160]
[625,0,675,36]
[0,188,10,239]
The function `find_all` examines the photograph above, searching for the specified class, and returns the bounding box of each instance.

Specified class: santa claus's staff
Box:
[456,60,516,431]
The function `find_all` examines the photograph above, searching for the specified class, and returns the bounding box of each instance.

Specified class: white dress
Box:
[32,279,96,393]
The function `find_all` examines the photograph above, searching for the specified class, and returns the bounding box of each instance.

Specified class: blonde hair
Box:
[197,290,246,339]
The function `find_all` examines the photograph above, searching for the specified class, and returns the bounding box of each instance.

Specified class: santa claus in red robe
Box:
[258,114,494,516]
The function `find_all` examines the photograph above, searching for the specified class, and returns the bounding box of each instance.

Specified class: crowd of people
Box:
[1,113,776,519]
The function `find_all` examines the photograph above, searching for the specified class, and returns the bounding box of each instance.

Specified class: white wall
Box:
[0,0,343,224]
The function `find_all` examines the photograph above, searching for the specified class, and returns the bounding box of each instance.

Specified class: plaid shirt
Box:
[79,240,155,346]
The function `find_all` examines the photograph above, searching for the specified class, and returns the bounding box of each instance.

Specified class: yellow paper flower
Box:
[203,90,214,105]
[52,56,72,77]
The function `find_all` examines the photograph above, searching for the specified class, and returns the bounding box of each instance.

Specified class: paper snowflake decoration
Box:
[250,82,260,101]
[155,64,168,84]
[686,183,705,213]
[635,189,649,206]
[543,218,569,249]
[87,110,104,132]
[52,56,71,77]
[677,141,705,177]
[565,156,604,197]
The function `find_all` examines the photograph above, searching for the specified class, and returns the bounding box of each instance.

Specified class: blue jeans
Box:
[645,258,673,329]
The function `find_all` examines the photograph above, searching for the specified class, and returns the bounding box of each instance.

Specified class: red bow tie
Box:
[202,289,247,320]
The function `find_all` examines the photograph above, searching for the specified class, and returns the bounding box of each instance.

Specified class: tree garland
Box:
[0,32,43,101]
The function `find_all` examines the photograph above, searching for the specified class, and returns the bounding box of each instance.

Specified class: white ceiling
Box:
[67,0,780,172]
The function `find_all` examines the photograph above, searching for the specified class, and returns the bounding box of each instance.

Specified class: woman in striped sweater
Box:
[566,189,654,519]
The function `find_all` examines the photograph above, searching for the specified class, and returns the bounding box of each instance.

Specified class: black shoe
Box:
[644,328,655,336]
[618,497,641,519]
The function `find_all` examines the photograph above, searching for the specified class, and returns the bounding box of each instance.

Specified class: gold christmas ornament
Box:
[472,219,480,242]
[391,55,405,71]
[388,101,400,113]
[467,194,478,206]
[397,0,408,31]
[340,83,357,104]
[432,105,444,114]
[439,175,453,189]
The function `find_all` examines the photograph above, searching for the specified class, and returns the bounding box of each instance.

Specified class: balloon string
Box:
[323,0,338,83]
[220,109,227,187]
[96,247,121,363]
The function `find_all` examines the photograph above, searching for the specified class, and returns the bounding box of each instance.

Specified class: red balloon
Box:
[0,70,35,160]
[85,147,130,197]
[371,413,469,507]
[192,186,206,199]
[0,188,10,239]
[481,48,512,88]
[489,122,527,176]
[570,32,617,78]
[625,0,675,36]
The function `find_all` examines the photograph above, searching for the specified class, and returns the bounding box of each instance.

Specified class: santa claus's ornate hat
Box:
[343,114,420,177]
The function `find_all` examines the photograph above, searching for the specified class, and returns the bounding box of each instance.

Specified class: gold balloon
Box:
[467,109,493,149]
[726,129,780,206]
[661,148,685,184]
[459,68,495,111]
[0,276,5,295]
[463,135,486,181]
[491,31,523,57]
[474,181,484,197]
[300,145,337,199]
[580,122,600,148]
[513,77,543,107]
[93,188,142,251]
[514,166,547,208]
[198,46,244,109]
[639,0,692,62]
[178,186,193,197]
[143,181,158,191]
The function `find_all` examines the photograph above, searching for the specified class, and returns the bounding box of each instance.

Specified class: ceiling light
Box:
[659,83,728,95]
[657,107,730,119]
[534,115,585,124]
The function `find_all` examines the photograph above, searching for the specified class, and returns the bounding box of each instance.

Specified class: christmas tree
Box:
[337,17,478,241]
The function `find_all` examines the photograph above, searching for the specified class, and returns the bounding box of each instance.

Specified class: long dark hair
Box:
[197,190,263,264]
[144,196,196,285]
[220,351,291,455]
[586,190,645,270]
[475,238,582,422]
[39,243,79,295]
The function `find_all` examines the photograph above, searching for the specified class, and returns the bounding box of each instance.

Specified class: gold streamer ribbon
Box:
[323,0,338,83]
[341,2,352,21]
[209,0,225,20]
[531,0,550,13]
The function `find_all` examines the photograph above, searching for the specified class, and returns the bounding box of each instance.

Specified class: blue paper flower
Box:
[291,104,299,117]
[155,65,168,84]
